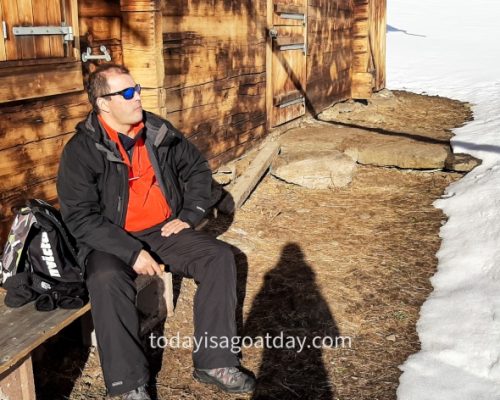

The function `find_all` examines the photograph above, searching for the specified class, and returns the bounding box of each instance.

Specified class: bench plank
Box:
[0,289,90,375]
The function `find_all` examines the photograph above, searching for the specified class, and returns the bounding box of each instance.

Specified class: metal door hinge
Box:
[12,25,74,42]
[2,21,7,40]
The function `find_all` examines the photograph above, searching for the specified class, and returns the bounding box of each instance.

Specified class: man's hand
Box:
[133,249,163,276]
[161,219,190,237]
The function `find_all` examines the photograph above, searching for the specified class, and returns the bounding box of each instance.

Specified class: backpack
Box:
[0,199,88,311]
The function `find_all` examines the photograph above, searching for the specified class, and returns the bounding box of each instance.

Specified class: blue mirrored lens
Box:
[122,85,140,100]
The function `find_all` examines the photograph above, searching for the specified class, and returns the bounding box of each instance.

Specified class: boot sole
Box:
[193,370,255,393]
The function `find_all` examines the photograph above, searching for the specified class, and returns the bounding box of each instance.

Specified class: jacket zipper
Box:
[116,163,129,227]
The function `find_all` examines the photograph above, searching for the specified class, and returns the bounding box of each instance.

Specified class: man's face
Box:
[99,72,143,131]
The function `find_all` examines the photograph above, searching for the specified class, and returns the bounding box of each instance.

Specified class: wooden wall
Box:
[161,0,268,170]
[306,0,354,114]
[78,0,123,73]
[351,0,386,98]
[0,1,122,242]
[0,0,386,243]
[0,92,90,242]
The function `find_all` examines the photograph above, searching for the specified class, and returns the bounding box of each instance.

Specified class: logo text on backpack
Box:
[40,232,61,278]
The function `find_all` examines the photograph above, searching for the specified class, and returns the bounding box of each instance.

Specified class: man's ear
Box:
[97,97,110,113]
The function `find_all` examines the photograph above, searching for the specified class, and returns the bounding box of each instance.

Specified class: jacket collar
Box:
[77,111,181,150]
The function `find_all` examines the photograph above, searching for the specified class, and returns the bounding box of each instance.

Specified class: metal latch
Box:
[81,46,112,62]
[12,25,74,42]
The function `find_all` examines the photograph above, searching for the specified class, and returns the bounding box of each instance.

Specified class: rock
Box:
[277,124,452,172]
[345,140,450,170]
[445,152,482,172]
[371,88,395,100]
[386,334,397,342]
[271,150,356,189]
[318,100,367,120]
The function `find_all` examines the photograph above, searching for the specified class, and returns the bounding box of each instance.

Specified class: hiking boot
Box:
[193,366,256,393]
[111,385,151,400]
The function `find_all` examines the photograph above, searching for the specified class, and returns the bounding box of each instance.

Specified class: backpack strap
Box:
[26,199,80,267]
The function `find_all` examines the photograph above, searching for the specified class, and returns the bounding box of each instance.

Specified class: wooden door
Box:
[267,0,307,128]
[0,0,78,62]
[0,0,82,103]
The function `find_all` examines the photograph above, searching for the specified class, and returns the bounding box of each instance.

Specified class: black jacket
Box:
[56,111,212,267]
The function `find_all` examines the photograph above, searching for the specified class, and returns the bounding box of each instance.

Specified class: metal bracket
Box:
[81,46,112,63]
[278,12,305,21]
[12,25,74,42]
[278,43,305,52]
[269,25,307,55]
[2,21,7,40]
[279,96,305,109]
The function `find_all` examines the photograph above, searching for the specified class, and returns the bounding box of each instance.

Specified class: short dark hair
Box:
[86,63,130,113]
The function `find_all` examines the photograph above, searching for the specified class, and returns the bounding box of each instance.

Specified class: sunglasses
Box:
[101,84,141,100]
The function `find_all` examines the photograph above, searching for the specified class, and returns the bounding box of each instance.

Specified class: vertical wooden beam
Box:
[16,0,36,59]
[66,0,81,60]
[32,0,51,58]
[121,6,164,110]
[2,0,22,60]
[0,1,7,61]
[0,355,36,400]
[46,0,64,57]
[265,0,273,130]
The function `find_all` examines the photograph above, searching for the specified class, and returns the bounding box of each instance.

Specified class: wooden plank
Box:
[16,0,36,59]
[274,3,304,14]
[66,0,81,60]
[0,289,91,375]
[78,0,121,17]
[0,1,6,61]
[122,11,163,88]
[370,0,386,90]
[208,134,266,171]
[351,72,373,99]
[120,0,161,12]
[273,89,301,106]
[79,17,121,41]
[218,141,280,214]
[31,0,51,58]
[46,0,64,57]
[2,0,23,60]
[0,179,58,245]
[0,354,36,400]
[167,87,266,141]
[306,0,353,114]
[0,61,83,103]
[0,92,88,151]
[0,134,71,194]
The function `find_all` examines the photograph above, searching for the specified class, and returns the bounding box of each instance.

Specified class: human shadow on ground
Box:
[243,243,339,399]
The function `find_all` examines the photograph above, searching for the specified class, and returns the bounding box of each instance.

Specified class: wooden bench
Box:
[0,272,174,399]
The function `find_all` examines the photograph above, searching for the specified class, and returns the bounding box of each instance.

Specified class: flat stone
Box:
[344,140,450,170]
[271,150,356,189]
[445,152,482,172]
[278,124,452,170]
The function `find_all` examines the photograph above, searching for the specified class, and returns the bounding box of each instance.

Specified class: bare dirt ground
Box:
[35,91,472,399]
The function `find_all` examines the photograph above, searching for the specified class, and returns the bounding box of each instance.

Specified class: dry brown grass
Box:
[36,91,471,399]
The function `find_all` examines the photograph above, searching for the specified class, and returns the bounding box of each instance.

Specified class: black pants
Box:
[86,227,239,396]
